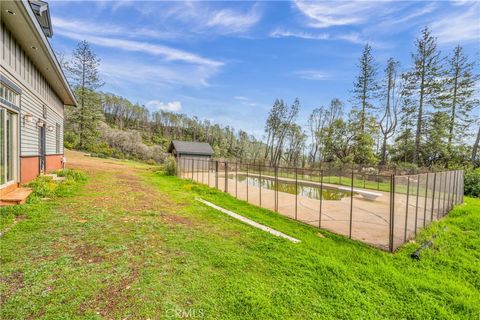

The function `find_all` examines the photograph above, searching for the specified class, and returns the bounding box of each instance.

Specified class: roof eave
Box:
[20,0,77,106]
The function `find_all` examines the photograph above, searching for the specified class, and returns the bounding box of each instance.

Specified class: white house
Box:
[1,0,76,203]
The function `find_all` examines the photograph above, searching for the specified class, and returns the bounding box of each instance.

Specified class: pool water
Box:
[229,174,351,200]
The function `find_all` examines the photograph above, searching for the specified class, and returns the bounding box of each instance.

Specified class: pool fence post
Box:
[295,167,298,220]
[246,163,249,202]
[445,171,450,215]
[442,172,447,216]
[259,164,262,207]
[319,169,323,228]
[453,170,458,206]
[235,162,238,198]
[437,172,443,219]
[225,161,228,193]
[349,167,354,239]
[274,166,277,212]
[414,175,420,236]
[215,160,218,189]
[423,173,429,227]
[430,172,437,222]
[389,175,395,252]
[404,176,410,242]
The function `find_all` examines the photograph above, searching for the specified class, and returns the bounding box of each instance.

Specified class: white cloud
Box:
[55,29,223,68]
[206,7,261,33]
[100,59,217,88]
[234,96,249,101]
[430,2,480,44]
[139,2,262,35]
[146,100,182,112]
[295,70,330,81]
[293,0,391,28]
[270,28,370,45]
[52,17,177,40]
[270,29,329,40]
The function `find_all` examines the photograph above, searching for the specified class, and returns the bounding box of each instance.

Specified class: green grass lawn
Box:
[1,158,479,319]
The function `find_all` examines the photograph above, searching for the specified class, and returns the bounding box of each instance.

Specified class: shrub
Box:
[163,156,177,176]
[27,176,57,199]
[26,169,87,202]
[98,122,168,164]
[55,169,87,182]
[64,131,79,149]
[464,169,480,198]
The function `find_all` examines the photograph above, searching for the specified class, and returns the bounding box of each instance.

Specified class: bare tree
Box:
[379,58,399,164]
[307,107,326,166]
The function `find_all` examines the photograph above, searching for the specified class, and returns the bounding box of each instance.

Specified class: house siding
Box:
[0,22,65,158]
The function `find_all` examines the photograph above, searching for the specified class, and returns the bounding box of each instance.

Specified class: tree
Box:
[263,98,300,166]
[321,98,344,161]
[404,27,443,164]
[284,124,306,167]
[379,58,399,164]
[65,40,104,149]
[442,45,479,151]
[323,118,355,164]
[473,125,480,164]
[352,44,379,133]
[423,111,449,167]
[307,107,326,166]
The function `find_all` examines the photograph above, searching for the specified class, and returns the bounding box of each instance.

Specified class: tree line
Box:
[61,41,263,163]
[61,26,478,170]
[263,27,479,169]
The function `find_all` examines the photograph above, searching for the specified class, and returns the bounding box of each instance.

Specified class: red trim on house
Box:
[20,156,39,183]
[45,154,63,173]
[20,154,63,183]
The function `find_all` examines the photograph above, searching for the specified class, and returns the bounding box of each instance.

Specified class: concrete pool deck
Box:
[183,170,440,251]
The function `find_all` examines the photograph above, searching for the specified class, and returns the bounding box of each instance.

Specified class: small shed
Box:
[168,140,214,160]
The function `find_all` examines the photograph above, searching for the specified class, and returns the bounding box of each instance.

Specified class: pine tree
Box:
[65,40,104,149]
[423,111,449,167]
[404,27,443,164]
[352,44,379,133]
[442,45,479,151]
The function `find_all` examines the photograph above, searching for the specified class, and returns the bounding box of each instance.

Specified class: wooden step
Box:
[0,188,32,206]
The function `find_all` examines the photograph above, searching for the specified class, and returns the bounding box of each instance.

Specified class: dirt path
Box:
[44,150,193,317]
[64,150,189,218]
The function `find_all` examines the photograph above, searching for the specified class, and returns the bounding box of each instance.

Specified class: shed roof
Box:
[168,140,214,156]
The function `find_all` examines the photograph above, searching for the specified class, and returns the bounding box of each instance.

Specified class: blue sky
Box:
[49,1,480,138]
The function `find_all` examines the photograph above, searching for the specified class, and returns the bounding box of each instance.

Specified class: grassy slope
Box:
[0,163,479,319]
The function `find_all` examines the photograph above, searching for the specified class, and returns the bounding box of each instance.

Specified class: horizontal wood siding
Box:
[1,22,65,156]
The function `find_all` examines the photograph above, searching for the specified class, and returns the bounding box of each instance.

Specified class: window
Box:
[56,123,61,154]
[0,83,18,106]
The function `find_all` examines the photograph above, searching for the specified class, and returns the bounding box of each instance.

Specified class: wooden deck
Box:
[0,187,32,206]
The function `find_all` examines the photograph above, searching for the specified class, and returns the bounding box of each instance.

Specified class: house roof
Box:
[168,140,214,156]
[1,1,77,106]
